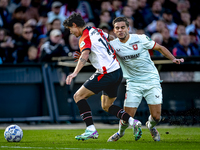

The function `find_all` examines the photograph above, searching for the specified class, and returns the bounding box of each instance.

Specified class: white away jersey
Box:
[79,26,120,74]
[110,34,160,84]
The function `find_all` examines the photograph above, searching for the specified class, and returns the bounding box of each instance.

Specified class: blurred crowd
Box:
[0,0,200,64]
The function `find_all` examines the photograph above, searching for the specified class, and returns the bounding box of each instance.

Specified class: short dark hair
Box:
[113,17,129,27]
[63,12,86,28]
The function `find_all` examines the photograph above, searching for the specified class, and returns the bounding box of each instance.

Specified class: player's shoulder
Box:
[135,34,153,42]
[109,37,120,45]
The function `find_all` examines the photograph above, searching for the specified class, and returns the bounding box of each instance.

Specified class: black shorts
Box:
[83,68,123,98]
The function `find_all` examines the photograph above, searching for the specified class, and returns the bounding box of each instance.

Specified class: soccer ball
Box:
[4,125,23,142]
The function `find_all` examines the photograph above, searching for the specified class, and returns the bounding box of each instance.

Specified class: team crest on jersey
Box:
[80,41,85,48]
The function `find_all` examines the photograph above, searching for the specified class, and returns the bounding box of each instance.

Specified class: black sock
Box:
[108,105,130,122]
[76,99,93,127]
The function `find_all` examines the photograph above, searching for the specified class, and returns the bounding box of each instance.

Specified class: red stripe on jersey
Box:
[79,28,92,52]
[151,42,156,50]
[97,66,107,81]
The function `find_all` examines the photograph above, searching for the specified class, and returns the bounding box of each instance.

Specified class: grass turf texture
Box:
[0,127,200,150]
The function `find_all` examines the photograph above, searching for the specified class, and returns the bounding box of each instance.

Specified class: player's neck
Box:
[80,26,87,36]
[119,34,130,43]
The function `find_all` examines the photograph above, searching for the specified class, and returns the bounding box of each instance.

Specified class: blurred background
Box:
[0,0,200,126]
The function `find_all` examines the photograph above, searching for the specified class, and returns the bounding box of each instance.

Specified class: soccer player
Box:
[107,17,184,142]
[63,13,142,141]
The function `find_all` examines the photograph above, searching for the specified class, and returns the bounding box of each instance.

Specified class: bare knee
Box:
[151,115,161,122]
[102,103,112,112]
[73,92,85,103]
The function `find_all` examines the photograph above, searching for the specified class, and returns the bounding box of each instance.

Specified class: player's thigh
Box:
[143,84,162,105]
[124,83,143,108]
[101,94,116,112]
[74,85,95,103]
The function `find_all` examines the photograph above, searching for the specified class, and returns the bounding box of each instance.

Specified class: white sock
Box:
[128,117,135,126]
[148,115,161,129]
[118,120,129,135]
[86,125,96,131]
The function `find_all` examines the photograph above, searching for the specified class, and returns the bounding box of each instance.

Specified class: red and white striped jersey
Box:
[79,26,120,74]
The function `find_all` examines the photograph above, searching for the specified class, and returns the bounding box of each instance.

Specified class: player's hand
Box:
[173,58,184,64]
[66,72,77,85]
[74,51,81,62]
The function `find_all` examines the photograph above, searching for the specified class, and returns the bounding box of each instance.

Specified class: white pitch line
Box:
[1,146,129,150]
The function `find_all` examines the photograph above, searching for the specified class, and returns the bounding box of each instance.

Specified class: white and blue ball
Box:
[4,125,23,142]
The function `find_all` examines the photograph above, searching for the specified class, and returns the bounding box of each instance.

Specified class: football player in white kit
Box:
[107,17,184,142]
[63,13,142,141]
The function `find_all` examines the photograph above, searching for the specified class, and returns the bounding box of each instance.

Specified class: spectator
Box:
[7,0,18,14]
[111,0,123,18]
[60,0,93,23]
[0,0,11,29]
[40,29,70,62]
[186,14,200,45]
[136,28,145,34]
[14,27,36,63]
[24,19,41,44]
[99,10,112,28]
[175,24,186,39]
[162,9,177,38]
[137,0,150,19]
[77,0,94,23]
[47,18,63,36]
[47,1,65,28]
[0,28,15,63]
[180,11,191,28]
[18,0,39,22]
[127,17,136,34]
[173,0,189,25]
[12,22,23,41]
[172,34,199,57]
[161,27,178,52]
[145,0,163,26]
[189,32,200,52]
[68,34,79,56]
[127,0,146,29]
[121,5,134,20]
[98,22,111,34]
[23,45,38,63]
[35,12,48,35]
[9,6,26,30]
[146,19,165,36]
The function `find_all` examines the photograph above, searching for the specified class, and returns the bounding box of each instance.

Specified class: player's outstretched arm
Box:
[66,50,90,85]
[153,43,184,64]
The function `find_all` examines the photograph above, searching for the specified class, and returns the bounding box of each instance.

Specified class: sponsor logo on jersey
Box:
[129,41,139,45]
[80,41,85,48]
[121,53,140,60]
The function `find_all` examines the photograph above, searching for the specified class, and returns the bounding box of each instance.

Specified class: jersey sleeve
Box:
[79,31,92,52]
[138,34,156,50]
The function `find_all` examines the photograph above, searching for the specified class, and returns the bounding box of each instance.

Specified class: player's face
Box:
[68,25,80,37]
[113,22,129,42]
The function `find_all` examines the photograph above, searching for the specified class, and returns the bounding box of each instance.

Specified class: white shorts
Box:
[124,82,163,108]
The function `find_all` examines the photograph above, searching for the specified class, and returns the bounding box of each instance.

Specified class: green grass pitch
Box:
[0,127,200,150]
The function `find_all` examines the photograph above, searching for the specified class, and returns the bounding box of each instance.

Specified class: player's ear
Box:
[72,23,77,27]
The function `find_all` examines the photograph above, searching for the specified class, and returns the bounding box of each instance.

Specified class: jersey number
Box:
[98,38,114,55]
